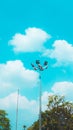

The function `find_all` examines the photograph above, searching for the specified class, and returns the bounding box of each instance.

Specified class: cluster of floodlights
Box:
[31,60,48,71]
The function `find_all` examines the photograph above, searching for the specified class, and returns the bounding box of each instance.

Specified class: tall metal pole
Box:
[16,89,19,130]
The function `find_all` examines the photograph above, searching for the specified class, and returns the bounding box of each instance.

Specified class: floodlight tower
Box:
[31,60,48,130]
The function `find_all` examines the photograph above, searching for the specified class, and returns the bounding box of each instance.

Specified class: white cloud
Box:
[0,91,50,129]
[43,40,73,66]
[0,92,38,113]
[0,92,39,129]
[0,91,52,112]
[42,91,53,111]
[1,80,73,111]
[52,81,73,100]
[0,60,39,97]
[9,27,51,52]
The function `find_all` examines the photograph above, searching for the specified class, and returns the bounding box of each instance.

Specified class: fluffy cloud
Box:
[43,40,73,66]
[1,80,73,111]
[42,91,53,111]
[0,60,39,97]
[3,82,73,112]
[9,27,51,52]
[0,91,52,112]
[0,92,39,129]
[0,91,50,130]
[52,81,73,100]
[0,92,38,113]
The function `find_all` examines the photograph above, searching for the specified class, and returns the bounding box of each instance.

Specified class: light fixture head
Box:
[31,63,35,67]
[31,63,38,70]
[44,61,48,66]
[36,60,40,65]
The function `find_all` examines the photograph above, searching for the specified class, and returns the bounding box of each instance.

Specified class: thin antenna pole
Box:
[16,89,19,130]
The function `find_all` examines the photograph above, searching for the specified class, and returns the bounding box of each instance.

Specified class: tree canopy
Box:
[27,95,73,130]
[0,110,11,130]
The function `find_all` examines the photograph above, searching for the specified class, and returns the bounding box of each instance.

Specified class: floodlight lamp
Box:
[36,60,40,65]
[31,63,35,67]
[39,66,44,71]
[44,61,48,66]
[34,67,38,70]
[45,65,48,69]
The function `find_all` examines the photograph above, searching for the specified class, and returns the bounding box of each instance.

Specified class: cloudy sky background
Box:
[0,0,73,129]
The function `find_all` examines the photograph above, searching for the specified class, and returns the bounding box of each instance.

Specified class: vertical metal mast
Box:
[16,89,19,130]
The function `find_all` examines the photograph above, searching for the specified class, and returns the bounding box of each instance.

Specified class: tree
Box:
[0,110,11,130]
[27,121,39,130]
[27,95,73,130]
[45,95,73,130]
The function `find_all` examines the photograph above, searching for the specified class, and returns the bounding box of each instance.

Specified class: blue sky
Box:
[0,0,73,129]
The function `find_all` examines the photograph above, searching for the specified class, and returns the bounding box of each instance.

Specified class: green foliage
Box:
[0,110,11,130]
[27,121,39,130]
[27,95,73,130]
